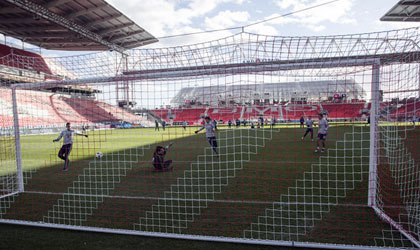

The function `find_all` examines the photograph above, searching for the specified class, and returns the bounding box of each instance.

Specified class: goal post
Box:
[368,61,380,207]
[11,87,24,193]
[368,61,420,249]
[1,27,420,249]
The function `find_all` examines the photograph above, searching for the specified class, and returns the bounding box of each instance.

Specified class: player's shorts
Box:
[317,133,327,140]
[207,136,218,147]
[154,160,173,170]
[59,143,73,157]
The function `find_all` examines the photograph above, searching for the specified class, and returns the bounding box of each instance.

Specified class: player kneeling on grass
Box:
[53,122,88,171]
[195,116,219,156]
[152,142,174,171]
[315,113,329,153]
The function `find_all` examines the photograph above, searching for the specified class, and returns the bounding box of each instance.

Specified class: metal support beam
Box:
[400,1,420,6]
[0,17,44,24]
[0,6,25,14]
[2,25,67,32]
[38,45,103,50]
[86,14,122,27]
[108,30,145,42]
[9,33,70,39]
[43,0,73,9]
[97,23,135,36]
[4,0,127,54]
[121,38,158,48]
[65,4,107,19]
[36,38,92,44]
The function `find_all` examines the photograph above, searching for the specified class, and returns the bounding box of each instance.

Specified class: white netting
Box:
[0,27,420,249]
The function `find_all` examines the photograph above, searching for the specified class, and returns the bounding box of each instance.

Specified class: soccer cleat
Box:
[301,137,304,140]
[62,168,68,172]
[314,149,319,153]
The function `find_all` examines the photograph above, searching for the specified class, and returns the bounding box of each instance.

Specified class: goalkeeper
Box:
[152,142,174,171]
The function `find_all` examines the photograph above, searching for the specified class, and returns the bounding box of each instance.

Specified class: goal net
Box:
[0,27,419,249]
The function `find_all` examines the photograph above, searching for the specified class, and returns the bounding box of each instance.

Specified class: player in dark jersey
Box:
[299,116,305,128]
[152,142,174,171]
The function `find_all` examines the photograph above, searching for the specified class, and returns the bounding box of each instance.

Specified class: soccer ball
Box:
[96,152,103,158]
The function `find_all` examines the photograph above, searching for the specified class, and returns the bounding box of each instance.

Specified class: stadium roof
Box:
[0,0,158,53]
[381,0,420,22]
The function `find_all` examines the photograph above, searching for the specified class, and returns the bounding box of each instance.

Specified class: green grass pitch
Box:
[1,124,415,249]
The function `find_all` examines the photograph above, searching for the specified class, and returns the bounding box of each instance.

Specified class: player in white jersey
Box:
[195,116,219,156]
[315,113,329,153]
[301,116,314,141]
[53,122,88,171]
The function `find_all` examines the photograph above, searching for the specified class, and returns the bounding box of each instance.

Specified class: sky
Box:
[2,0,416,55]
[101,0,418,106]
[105,0,417,49]
[1,0,417,106]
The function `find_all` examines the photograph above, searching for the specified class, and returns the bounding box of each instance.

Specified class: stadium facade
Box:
[171,79,364,107]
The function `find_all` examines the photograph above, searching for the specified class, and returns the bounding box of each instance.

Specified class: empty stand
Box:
[322,103,365,119]
[0,89,145,128]
[0,44,52,75]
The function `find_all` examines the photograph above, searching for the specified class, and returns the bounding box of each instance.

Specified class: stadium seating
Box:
[322,103,365,119]
[393,100,420,119]
[96,101,141,123]
[0,89,145,128]
[208,107,241,121]
[282,104,320,120]
[151,102,368,124]
[0,114,13,127]
[152,109,169,121]
[62,97,115,123]
[0,44,52,75]
[151,108,206,123]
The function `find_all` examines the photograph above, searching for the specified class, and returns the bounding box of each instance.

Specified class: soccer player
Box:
[315,113,329,153]
[155,120,159,131]
[161,120,166,131]
[228,120,232,128]
[183,121,188,131]
[195,116,219,156]
[212,119,218,129]
[299,116,305,128]
[301,116,314,141]
[259,117,264,127]
[53,122,88,171]
[271,117,276,128]
[152,142,174,171]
